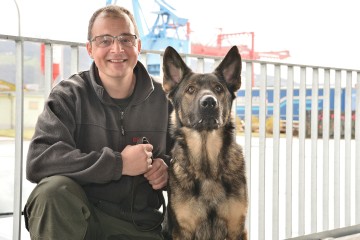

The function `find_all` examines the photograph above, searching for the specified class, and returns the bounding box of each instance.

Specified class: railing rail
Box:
[1,34,360,239]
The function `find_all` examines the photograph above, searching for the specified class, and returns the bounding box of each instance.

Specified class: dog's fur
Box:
[162,46,248,240]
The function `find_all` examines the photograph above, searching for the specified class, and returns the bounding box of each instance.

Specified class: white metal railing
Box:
[1,34,360,240]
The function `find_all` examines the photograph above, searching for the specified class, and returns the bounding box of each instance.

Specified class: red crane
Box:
[191,31,290,86]
[191,31,290,60]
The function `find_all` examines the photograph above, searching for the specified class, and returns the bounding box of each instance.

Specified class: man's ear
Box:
[86,42,93,59]
[137,39,142,54]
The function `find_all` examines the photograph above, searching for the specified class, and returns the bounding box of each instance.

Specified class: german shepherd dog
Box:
[162,46,248,240]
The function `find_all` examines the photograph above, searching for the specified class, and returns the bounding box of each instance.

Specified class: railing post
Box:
[44,43,53,98]
[258,63,267,240]
[272,64,281,240]
[298,67,307,235]
[244,61,253,240]
[70,45,80,74]
[323,69,331,231]
[356,72,360,224]
[334,70,341,228]
[344,70,352,227]
[196,57,204,73]
[13,38,24,240]
[286,65,294,238]
[311,68,319,233]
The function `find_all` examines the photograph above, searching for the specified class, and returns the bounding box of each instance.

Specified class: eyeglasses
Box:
[90,34,138,48]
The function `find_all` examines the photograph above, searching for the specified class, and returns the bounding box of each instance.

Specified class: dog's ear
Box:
[214,45,242,92]
[162,46,192,93]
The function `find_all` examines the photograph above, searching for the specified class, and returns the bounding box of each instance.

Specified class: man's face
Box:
[86,14,141,81]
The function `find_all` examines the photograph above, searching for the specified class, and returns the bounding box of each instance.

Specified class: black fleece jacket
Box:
[26,61,172,214]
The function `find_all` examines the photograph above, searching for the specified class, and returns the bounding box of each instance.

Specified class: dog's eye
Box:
[215,85,223,93]
[186,86,195,94]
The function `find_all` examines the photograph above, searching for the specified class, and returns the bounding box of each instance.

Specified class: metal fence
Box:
[1,34,360,239]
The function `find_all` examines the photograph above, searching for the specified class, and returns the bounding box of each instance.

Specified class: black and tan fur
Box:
[162,46,248,240]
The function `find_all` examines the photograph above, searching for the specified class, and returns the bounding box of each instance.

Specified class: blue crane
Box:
[106,0,190,75]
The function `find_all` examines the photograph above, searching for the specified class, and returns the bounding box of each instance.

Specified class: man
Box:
[24,5,171,240]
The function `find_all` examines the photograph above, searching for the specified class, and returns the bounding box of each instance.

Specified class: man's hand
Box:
[121,144,153,176]
[144,158,168,190]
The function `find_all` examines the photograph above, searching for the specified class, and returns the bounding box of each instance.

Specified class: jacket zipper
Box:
[120,111,125,135]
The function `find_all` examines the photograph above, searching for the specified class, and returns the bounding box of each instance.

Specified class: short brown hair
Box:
[87,5,140,41]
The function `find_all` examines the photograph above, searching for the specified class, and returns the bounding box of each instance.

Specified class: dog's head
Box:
[162,46,242,131]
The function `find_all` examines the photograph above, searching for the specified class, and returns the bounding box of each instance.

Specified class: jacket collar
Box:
[89,61,154,106]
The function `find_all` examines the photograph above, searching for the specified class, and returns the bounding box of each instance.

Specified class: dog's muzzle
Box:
[194,95,220,130]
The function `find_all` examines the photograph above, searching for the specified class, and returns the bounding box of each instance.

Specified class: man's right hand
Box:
[121,144,153,176]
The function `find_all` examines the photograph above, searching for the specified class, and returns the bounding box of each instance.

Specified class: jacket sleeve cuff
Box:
[113,151,123,180]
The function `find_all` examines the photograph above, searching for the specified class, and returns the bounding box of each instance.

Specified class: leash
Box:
[131,137,166,231]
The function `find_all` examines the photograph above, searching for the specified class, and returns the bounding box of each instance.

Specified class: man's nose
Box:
[111,39,124,52]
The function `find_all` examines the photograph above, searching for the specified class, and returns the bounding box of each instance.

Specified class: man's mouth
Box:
[109,59,126,63]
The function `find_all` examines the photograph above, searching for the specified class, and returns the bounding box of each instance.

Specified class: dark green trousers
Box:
[24,175,164,240]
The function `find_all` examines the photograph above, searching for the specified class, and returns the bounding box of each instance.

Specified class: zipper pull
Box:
[120,111,125,135]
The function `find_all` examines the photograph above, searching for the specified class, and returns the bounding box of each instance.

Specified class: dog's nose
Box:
[200,95,217,109]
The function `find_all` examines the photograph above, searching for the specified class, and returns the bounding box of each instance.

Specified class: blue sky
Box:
[1,0,358,69]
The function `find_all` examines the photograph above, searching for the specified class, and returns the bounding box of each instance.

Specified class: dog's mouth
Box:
[192,117,221,130]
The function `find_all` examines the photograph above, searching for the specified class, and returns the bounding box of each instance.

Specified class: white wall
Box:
[0,93,44,129]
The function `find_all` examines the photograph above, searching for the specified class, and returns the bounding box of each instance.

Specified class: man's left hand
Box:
[144,158,168,190]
